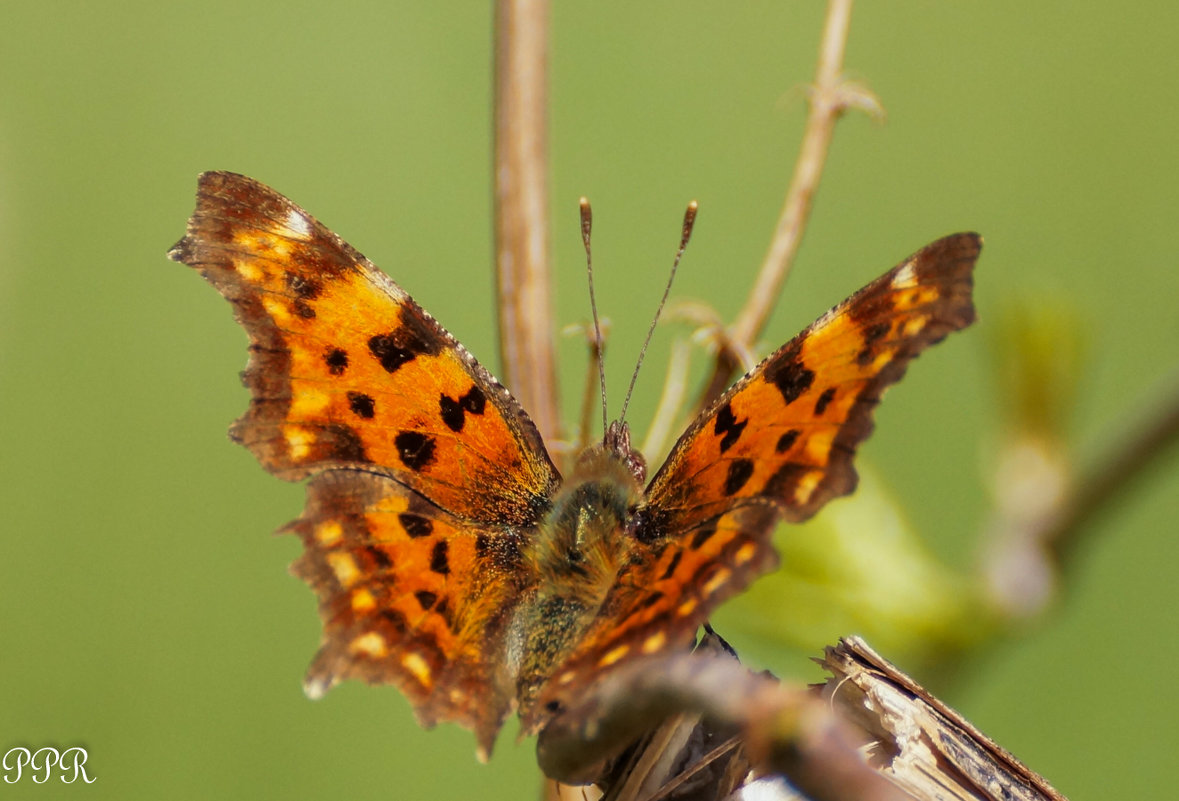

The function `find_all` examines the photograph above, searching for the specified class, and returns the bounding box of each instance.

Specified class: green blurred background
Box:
[2,2,1177,798]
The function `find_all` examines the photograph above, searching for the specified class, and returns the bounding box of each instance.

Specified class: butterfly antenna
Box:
[617,200,699,426]
[580,198,609,438]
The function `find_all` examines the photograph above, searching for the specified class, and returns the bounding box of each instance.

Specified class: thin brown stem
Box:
[494,0,560,445]
[696,0,878,408]
[640,338,692,464]
[982,365,1179,620]
[1048,369,1179,564]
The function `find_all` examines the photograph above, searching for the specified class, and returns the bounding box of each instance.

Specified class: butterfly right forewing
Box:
[645,233,981,529]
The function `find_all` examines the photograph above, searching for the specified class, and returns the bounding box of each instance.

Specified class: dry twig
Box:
[821,637,1069,801]
[494,0,560,445]
[696,0,882,409]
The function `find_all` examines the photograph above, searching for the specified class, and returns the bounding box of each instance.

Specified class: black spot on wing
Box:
[723,459,754,496]
[414,590,438,610]
[814,387,836,416]
[690,523,717,550]
[659,550,683,581]
[369,332,420,374]
[399,512,433,538]
[366,310,443,375]
[394,431,436,472]
[713,402,748,454]
[430,540,450,575]
[347,391,375,419]
[439,385,488,433]
[776,429,800,453]
[763,344,815,405]
[366,545,393,569]
[439,396,464,432]
[324,347,349,375]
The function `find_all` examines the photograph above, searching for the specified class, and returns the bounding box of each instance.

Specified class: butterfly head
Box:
[601,419,646,486]
[536,439,644,581]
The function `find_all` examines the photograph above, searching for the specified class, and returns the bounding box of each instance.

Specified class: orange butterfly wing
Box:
[288,471,525,756]
[527,502,781,733]
[532,234,981,723]
[169,171,559,522]
[644,233,980,528]
[169,172,560,754]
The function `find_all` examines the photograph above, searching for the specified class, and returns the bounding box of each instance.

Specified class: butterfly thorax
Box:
[508,442,644,714]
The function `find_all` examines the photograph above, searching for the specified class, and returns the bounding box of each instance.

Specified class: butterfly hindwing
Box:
[527,503,780,731]
[289,469,525,756]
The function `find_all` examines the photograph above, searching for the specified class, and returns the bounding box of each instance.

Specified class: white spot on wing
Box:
[285,208,312,240]
[303,674,335,700]
[891,260,918,289]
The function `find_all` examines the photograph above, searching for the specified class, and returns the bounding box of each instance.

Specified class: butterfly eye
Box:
[626,507,665,545]
[544,699,563,714]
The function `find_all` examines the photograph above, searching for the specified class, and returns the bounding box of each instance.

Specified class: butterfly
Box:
[169,171,980,761]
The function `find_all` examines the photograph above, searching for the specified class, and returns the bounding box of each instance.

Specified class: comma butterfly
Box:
[169,171,980,760]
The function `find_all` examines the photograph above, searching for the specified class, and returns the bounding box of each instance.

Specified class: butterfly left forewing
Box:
[169,171,560,526]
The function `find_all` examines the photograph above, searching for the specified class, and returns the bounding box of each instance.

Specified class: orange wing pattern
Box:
[169,172,562,754]
[531,234,981,727]
[645,233,981,530]
[527,502,780,731]
[288,470,524,757]
[169,172,559,526]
